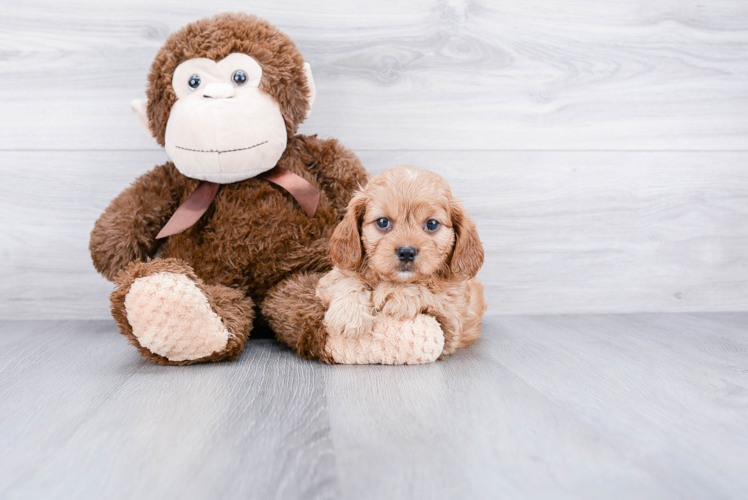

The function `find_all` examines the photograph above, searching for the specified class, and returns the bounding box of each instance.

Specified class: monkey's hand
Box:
[298,135,370,214]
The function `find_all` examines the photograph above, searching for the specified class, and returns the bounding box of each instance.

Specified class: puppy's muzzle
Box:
[396,246,418,263]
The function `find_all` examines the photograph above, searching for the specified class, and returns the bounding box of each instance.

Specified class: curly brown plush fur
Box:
[90,14,368,365]
[263,272,332,363]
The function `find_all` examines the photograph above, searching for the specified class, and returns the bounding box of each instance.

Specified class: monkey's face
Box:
[164,53,289,183]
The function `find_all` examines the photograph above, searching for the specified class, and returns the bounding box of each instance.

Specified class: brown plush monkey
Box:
[90,13,368,365]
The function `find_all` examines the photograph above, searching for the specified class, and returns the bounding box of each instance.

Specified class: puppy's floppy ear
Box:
[330,191,368,270]
[450,200,484,279]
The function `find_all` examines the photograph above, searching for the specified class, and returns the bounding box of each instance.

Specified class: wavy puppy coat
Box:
[316,165,487,358]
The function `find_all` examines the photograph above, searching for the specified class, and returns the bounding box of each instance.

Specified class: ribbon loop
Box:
[156,167,320,239]
[259,166,320,218]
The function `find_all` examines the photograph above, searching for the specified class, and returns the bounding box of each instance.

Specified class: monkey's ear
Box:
[130,99,156,139]
[450,201,484,280]
[302,63,316,119]
[329,191,367,271]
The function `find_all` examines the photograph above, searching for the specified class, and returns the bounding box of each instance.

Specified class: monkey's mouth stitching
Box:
[175,141,268,154]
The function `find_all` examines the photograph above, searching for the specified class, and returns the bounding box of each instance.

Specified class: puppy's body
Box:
[316,165,486,356]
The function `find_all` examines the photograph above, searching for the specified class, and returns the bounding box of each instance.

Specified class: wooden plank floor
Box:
[1,314,746,499]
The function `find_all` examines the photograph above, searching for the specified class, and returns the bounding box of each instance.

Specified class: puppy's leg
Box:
[372,283,437,321]
[316,269,375,338]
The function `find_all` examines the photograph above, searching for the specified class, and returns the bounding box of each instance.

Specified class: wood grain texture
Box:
[0,321,338,499]
[0,315,746,499]
[1,0,747,150]
[324,313,748,499]
[1,0,746,316]
[2,150,747,319]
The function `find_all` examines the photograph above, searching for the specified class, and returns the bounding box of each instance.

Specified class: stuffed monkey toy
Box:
[90,13,369,365]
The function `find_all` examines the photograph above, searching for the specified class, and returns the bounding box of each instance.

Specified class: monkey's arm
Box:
[295,135,370,213]
[90,163,187,281]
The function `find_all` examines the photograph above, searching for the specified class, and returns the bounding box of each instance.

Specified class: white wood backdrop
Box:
[1,0,747,319]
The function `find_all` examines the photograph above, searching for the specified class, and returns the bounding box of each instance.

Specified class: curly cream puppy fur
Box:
[316,165,486,355]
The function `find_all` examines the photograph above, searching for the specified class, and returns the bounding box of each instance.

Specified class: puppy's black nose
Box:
[396,246,418,263]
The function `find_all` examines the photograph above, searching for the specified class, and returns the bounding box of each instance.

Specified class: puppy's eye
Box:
[425,219,441,232]
[232,70,248,86]
[375,218,391,230]
[188,74,201,90]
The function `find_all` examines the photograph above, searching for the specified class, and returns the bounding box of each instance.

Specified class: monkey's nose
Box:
[396,246,418,263]
[202,83,235,99]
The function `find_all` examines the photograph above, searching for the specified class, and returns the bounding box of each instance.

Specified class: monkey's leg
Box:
[111,258,254,365]
[263,272,446,365]
[262,272,332,362]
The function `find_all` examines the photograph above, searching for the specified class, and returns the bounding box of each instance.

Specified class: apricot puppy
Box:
[316,165,486,358]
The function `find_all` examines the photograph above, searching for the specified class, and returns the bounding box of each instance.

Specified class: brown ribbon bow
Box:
[156,166,320,239]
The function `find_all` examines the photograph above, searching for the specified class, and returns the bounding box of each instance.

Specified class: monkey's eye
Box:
[425,219,441,232]
[375,218,391,230]
[232,70,248,86]
[188,74,201,90]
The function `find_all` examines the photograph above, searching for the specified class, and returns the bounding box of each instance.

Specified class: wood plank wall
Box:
[1,0,747,319]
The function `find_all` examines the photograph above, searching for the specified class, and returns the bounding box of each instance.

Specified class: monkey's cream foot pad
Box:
[324,314,444,365]
[124,272,230,362]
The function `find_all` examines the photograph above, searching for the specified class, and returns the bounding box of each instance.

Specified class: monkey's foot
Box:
[124,272,231,362]
[324,314,444,365]
[111,258,254,365]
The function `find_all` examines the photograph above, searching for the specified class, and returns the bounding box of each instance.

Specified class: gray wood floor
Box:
[1,314,746,499]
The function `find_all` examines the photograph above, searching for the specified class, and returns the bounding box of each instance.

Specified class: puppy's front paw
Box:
[341,308,374,339]
[372,286,421,321]
[323,291,375,339]
[373,284,426,321]
[379,298,419,321]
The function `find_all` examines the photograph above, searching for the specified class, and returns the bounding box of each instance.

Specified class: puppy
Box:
[316,165,486,356]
